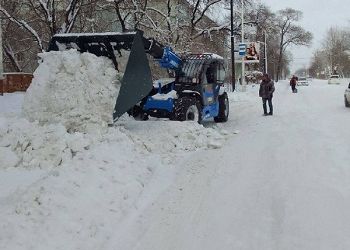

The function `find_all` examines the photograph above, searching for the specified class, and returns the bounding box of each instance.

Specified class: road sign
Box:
[239,43,246,56]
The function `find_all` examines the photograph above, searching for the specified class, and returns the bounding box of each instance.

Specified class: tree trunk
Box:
[4,44,22,72]
[276,41,284,82]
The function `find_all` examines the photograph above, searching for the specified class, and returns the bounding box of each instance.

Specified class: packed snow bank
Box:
[121,120,227,153]
[0,92,25,115]
[0,115,227,170]
[22,50,120,133]
[0,117,229,250]
[0,48,232,250]
[0,127,161,250]
[0,116,90,169]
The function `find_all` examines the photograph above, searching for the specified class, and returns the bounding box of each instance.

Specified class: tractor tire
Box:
[128,105,149,120]
[345,97,350,108]
[174,96,202,123]
[214,92,229,123]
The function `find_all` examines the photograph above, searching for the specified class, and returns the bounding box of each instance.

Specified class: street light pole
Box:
[241,0,245,91]
[230,0,235,92]
[264,30,268,74]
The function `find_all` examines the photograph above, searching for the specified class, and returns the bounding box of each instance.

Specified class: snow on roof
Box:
[3,72,33,75]
[203,53,224,60]
[54,32,137,37]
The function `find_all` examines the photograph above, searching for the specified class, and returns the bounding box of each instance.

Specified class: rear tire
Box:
[174,96,202,123]
[345,97,350,107]
[214,92,229,123]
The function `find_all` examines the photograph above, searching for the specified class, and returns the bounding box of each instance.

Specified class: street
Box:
[113,80,350,250]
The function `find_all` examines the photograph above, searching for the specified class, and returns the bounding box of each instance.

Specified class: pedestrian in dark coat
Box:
[290,75,297,93]
[259,73,275,116]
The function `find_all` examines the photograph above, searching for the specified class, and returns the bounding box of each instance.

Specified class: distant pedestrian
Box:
[259,73,275,116]
[290,75,298,93]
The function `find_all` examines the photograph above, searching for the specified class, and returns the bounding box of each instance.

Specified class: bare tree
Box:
[0,0,261,73]
[0,0,102,72]
[275,8,312,81]
[309,27,350,78]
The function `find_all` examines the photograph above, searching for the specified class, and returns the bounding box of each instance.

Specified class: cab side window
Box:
[217,64,226,83]
[205,63,217,84]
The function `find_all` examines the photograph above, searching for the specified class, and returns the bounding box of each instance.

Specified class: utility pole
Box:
[241,0,245,91]
[230,0,235,92]
[264,30,267,74]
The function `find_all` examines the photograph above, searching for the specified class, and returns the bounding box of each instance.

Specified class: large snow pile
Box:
[0,48,232,250]
[0,126,161,250]
[22,50,120,132]
[0,116,90,169]
[0,116,227,170]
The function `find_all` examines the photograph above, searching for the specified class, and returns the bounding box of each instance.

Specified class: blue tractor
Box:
[48,31,229,123]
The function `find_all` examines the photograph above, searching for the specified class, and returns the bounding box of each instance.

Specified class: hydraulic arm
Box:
[48,31,182,71]
[48,30,182,121]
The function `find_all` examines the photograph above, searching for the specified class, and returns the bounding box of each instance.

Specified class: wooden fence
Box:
[0,73,33,95]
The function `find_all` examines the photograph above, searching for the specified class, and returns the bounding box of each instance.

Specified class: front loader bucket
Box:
[48,31,157,122]
[113,33,153,121]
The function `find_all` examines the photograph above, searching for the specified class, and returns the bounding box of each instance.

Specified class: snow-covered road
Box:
[1,80,350,250]
[113,80,350,250]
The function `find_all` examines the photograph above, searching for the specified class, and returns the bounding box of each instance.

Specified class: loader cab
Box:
[173,54,226,120]
[202,60,226,106]
[176,54,225,88]
[175,54,225,106]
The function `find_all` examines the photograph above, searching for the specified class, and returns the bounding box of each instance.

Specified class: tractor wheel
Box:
[345,97,350,108]
[128,105,149,120]
[214,92,229,123]
[174,96,202,123]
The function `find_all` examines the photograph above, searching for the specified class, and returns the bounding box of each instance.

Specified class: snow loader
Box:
[48,31,229,123]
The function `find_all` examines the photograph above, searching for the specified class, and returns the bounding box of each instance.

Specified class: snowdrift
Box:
[0,50,229,250]
[0,50,227,170]
[22,50,120,133]
[0,116,89,169]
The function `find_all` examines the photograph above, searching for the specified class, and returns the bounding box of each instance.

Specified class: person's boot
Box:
[263,104,267,116]
[268,105,273,115]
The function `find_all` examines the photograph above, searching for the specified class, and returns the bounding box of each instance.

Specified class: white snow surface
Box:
[151,90,178,100]
[22,49,120,133]
[1,78,350,250]
[0,50,228,250]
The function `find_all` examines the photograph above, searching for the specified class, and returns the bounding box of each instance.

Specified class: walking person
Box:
[290,75,298,93]
[259,73,275,116]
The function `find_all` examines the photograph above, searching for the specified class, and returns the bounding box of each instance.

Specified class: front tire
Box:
[174,97,202,123]
[128,105,149,120]
[214,92,229,123]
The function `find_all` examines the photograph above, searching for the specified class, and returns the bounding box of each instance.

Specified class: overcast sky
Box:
[261,0,349,73]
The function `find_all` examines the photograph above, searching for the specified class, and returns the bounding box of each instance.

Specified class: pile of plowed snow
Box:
[22,50,120,133]
[0,116,90,169]
[0,50,229,170]
[0,116,227,169]
[0,49,231,250]
[121,121,227,153]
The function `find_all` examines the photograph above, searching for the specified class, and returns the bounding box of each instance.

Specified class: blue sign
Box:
[239,43,246,56]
